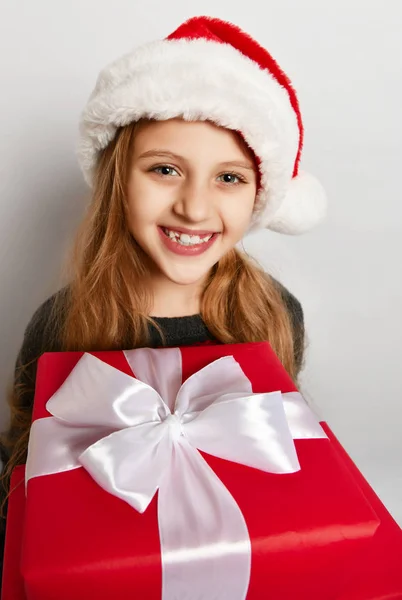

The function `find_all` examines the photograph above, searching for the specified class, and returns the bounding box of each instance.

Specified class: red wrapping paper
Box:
[1,466,26,599]
[2,341,402,599]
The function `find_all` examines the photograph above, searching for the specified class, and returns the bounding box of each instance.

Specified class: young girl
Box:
[0,15,326,575]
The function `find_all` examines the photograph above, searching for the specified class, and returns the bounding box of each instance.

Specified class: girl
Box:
[0,15,326,576]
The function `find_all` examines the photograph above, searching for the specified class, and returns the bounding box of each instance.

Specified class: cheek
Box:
[222,191,256,233]
[126,176,167,226]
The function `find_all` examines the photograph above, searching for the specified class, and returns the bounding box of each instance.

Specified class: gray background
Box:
[1,1,401,525]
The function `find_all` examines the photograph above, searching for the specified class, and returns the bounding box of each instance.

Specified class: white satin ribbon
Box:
[26,347,327,600]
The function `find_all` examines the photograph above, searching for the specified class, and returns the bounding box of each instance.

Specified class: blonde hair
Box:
[0,119,304,514]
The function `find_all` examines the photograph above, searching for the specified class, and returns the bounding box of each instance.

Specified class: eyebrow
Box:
[137,150,255,171]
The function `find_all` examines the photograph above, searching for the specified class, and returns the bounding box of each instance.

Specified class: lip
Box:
[160,225,220,236]
[157,226,219,256]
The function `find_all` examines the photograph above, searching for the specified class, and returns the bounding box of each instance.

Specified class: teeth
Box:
[180,233,202,245]
[163,228,213,245]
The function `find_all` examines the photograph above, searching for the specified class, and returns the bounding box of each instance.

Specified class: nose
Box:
[172,180,214,223]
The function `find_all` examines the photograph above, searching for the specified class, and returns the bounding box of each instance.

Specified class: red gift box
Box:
[2,341,402,599]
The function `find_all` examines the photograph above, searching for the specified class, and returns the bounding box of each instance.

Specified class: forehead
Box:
[131,118,256,166]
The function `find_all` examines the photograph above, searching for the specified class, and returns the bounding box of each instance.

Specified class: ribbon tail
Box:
[282,392,328,439]
[158,439,251,600]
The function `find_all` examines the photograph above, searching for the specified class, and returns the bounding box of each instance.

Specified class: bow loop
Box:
[174,355,253,417]
[47,352,170,428]
[182,391,300,473]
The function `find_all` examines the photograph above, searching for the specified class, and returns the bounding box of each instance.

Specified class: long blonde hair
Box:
[0,119,303,514]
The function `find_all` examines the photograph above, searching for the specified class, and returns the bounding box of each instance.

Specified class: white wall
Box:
[1,1,401,525]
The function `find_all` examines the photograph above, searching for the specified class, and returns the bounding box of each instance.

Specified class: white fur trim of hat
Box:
[76,16,327,235]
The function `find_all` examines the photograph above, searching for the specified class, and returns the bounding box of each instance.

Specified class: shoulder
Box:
[265,274,306,376]
[16,286,69,368]
[268,275,304,328]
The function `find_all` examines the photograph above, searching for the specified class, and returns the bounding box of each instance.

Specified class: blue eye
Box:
[218,173,246,185]
[151,165,179,177]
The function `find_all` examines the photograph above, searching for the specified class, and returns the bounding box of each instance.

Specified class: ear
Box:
[264,171,328,235]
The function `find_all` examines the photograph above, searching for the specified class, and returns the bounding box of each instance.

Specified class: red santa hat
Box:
[77,16,327,235]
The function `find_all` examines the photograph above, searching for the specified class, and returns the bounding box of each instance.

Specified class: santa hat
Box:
[77,16,327,235]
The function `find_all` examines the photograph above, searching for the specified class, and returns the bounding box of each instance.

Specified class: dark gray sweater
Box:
[12,278,305,379]
[0,278,305,583]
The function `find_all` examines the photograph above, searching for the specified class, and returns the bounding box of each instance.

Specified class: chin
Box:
[157,261,212,287]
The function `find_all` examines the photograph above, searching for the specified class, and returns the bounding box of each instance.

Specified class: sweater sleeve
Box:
[1,291,61,466]
[270,276,306,378]
[0,292,61,585]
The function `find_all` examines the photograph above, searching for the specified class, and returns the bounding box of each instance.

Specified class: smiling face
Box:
[126,118,258,289]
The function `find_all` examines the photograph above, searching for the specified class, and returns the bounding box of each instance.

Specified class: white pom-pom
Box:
[264,171,328,235]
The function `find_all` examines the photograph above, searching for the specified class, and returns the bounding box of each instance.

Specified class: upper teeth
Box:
[163,228,213,245]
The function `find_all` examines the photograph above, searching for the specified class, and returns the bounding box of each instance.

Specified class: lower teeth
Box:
[178,239,202,246]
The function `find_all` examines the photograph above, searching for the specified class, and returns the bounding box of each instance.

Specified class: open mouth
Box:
[160,227,217,247]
